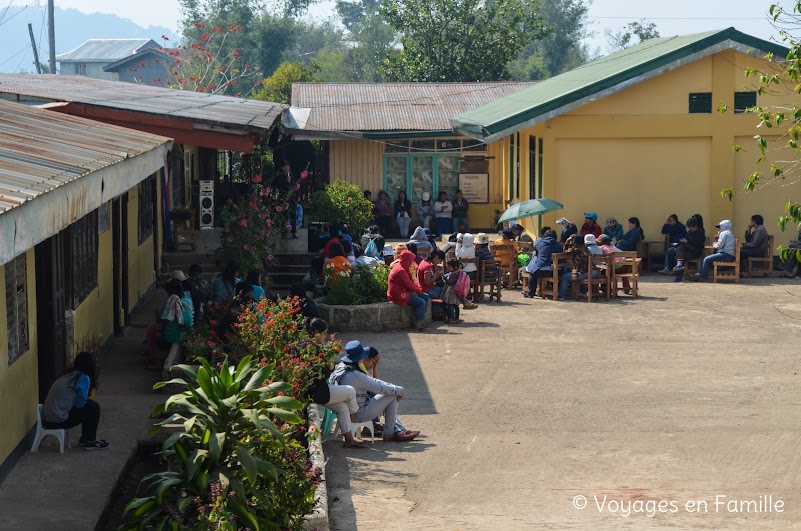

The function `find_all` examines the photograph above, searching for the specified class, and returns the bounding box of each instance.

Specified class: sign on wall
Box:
[458,173,489,203]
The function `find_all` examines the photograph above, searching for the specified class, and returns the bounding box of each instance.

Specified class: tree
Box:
[719,2,801,250]
[509,0,595,80]
[379,0,548,82]
[605,20,660,54]
[336,0,380,31]
[254,60,318,104]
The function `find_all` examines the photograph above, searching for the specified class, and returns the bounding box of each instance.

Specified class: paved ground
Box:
[0,293,166,531]
[325,275,801,530]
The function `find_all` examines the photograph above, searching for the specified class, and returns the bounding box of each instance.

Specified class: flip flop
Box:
[342,442,368,449]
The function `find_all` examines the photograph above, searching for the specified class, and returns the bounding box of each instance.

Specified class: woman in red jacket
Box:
[387,250,430,330]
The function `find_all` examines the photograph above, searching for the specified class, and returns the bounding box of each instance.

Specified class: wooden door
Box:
[35,233,68,403]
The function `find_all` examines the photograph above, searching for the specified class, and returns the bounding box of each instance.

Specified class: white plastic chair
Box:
[351,420,375,442]
[31,404,70,453]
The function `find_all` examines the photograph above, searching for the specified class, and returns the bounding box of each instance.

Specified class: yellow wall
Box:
[330,139,383,193]
[511,49,801,250]
[126,180,158,312]
[0,249,39,465]
[72,212,114,348]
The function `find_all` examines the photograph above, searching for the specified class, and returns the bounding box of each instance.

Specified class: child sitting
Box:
[441,259,478,323]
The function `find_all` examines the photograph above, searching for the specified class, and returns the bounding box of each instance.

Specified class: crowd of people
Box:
[364,189,472,239]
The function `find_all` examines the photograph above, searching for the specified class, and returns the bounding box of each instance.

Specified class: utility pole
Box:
[48,0,55,74]
[28,23,42,74]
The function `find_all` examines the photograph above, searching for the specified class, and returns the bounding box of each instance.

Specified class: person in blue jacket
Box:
[42,352,109,450]
[524,229,563,298]
[618,217,644,252]
[659,214,688,272]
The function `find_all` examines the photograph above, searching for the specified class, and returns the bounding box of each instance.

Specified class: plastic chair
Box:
[320,407,335,436]
[31,404,70,453]
[351,420,375,442]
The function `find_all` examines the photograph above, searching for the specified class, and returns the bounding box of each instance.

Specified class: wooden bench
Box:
[537,252,570,301]
[713,239,741,283]
[746,235,774,278]
[610,251,641,298]
[574,254,611,302]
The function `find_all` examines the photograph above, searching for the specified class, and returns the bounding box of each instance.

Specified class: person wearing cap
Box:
[580,212,603,238]
[584,234,603,256]
[523,229,562,298]
[171,269,192,300]
[603,217,624,243]
[474,232,500,285]
[434,191,454,236]
[387,250,430,330]
[555,218,578,246]
[416,191,435,230]
[689,219,736,281]
[512,223,534,243]
[330,341,420,443]
[597,234,633,292]
[147,279,194,369]
[456,233,478,279]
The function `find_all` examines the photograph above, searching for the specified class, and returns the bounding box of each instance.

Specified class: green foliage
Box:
[379,0,548,81]
[509,0,594,80]
[308,179,375,235]
[606,20,660,54]
[336,0,380,30]
[214,175,281,274]
[122,356,316,530]
[325,264,390,305]
[254,61,319,104]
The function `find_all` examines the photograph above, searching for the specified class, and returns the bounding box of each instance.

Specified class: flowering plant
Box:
[307,179,375,236]
[214,175,282,275]
[325,264,390,305]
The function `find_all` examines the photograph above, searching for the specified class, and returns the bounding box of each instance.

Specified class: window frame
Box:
[138,174,155,244]
[70,210,99,307]
[688,92,713,114]
[382,153,464,202]
[5,253,29,364]
[734,91,757,114]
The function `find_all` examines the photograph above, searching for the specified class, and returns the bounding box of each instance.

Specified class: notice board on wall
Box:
[458,173,489,203]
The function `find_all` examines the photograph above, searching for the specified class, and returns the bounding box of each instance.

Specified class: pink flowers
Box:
[243,244,250,251]
[300,170,309,179]
[347,197,352,202]
[252,174,262,184]
[276,206,283,213]
[266,219,274,227]
[265,187,271,195]
[240,219,248,228]
[268,254,274,261]
[296,183,301,190]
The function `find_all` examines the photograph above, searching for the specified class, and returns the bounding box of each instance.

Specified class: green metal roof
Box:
[451,28,789,141]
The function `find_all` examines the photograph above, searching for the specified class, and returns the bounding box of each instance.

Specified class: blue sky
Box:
[24,0,786,50]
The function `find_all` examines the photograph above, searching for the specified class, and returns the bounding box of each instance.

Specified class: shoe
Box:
[671,265,685,273]
[523,292,533,298]
[688,273,702,282]
[462,301,478,310]
[383,430,420,442]
[82,439,110,451]
[658,268,670,275]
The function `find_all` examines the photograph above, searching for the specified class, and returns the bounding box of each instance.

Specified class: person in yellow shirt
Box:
[493,228,519,267]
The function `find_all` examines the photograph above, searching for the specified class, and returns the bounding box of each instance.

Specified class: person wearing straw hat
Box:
[330,341,420,443]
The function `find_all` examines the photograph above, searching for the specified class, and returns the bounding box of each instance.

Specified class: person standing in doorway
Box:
[452,190,470,233]
[394,190,413,239]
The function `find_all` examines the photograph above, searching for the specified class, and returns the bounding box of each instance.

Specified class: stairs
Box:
[269,252,315,293]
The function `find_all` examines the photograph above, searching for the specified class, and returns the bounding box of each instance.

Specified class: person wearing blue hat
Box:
[330,341,420,443]
[580,212,602,238]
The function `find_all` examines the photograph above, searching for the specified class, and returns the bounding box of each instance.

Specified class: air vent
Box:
[734,91,757,114]
[689,93,712,114]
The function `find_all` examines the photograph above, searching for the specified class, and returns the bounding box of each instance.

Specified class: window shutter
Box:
[688,93,712,114]
[734,92,757,114]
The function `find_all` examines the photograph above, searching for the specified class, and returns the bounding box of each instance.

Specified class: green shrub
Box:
[325,264,389,305]
[307,179,374,236]
[122,356,316,530]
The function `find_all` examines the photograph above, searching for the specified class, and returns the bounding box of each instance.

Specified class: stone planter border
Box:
[315,298,430,332]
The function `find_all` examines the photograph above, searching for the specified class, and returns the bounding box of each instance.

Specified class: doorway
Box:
[112,195,129,336]
[34,233,68,403]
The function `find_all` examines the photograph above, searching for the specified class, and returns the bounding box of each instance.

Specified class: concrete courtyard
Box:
[324,276,801,530]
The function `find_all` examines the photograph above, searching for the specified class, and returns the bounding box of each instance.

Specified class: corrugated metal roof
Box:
[0,99,169,215]
[290,82,537,132]
[56,39,159,62]
[452,28,790,141]
[0,74,285,134]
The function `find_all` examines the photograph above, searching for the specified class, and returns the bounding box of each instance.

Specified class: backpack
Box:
[364,238,381,259]
[453,271,470,299]
[191,276,212,303]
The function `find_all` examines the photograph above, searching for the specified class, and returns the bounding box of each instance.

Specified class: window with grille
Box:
[71,210,99,306]
[688,92,712,114]
[734,91,757,114]
[138,175,155,244]
[5,253,29,364]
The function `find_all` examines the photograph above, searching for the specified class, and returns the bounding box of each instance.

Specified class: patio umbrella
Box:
[498,198,564,223]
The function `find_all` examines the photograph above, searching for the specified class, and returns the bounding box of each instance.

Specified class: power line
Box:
[590,16,768,21]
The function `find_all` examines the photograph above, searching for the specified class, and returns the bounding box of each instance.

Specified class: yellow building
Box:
[0,101,171,477]
[286,82,536,231]
[451,28,801,249]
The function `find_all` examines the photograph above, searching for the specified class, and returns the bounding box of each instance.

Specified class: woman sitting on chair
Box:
[42,352,109,451]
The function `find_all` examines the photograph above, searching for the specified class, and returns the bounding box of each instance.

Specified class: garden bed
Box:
[316,298,430,332]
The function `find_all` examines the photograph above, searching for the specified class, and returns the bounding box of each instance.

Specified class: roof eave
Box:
[453,29,789,142]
